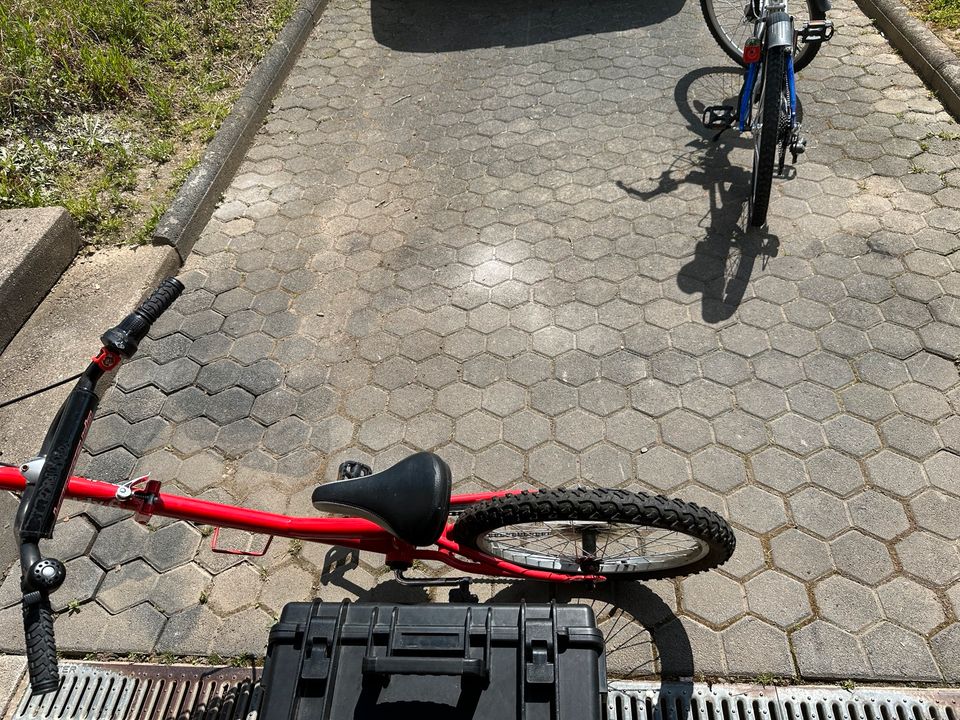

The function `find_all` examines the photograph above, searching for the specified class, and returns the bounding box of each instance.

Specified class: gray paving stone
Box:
[680,572,746,627]
[51,556,104,612]
[932,625,960,682]
[207,563,262,615]
[728,486,788,535]
[98,559,160,613]
[877,576,946,634]
[910,489,960,540]
[814,575,882,631]
[745,570,812,629]
[896,531,960,584]
[153,562,212,614]
[144,522,203,572]
[830,530,895,586]
[722,616,795,676]
[771,529,834,581]
[880,415,944,460]
[751,448,806,494]
[793,621,872,680]
[862,623,942,681]
[155,604,224,654]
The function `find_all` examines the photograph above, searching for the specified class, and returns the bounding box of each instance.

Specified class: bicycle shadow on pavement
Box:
[370,0,684,52]
[488,581,695,693]
[617,66,781,324]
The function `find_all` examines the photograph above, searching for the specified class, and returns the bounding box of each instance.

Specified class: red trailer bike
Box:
[1,278,735,694]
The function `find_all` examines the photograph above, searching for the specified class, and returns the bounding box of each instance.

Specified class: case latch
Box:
[524,620,556,685]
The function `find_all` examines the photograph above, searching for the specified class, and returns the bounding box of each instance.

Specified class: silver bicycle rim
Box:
[476,520,710,574]
[703,0,815,60]
[704,0,756,59]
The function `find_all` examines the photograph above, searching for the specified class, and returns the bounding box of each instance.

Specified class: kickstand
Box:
[393,568,479,603]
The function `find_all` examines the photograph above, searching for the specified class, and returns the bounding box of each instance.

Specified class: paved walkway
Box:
[2,0,960,683]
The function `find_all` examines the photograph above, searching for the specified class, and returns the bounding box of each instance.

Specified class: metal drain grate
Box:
[9,664,260,720]
[607,682,960,720]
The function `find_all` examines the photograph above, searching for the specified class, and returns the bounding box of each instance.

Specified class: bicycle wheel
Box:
[701,0,825,72]
[449,488,735,580]
[749,46,788,227]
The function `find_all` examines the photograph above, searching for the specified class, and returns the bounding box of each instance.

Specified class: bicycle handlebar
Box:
[101,277,184,358]
[15,276,183,694]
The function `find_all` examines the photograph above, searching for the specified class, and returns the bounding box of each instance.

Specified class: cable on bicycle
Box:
[0,372,84,411]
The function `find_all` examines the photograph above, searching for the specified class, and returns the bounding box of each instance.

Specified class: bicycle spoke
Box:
[479,521,709,573]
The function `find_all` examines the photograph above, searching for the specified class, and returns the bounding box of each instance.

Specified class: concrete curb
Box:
[152,0,330,261]
[0,208,80,353]
[853,0,960,120]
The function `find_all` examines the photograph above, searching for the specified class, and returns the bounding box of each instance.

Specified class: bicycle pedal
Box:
[790,136,807,163]
[798,20,834,43]
[337,460,372,480]
[702,105,737,129]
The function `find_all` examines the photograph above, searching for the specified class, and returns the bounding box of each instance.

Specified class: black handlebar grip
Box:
[135,277,185,323]
[23,591,59,694]
[101,277,185,358]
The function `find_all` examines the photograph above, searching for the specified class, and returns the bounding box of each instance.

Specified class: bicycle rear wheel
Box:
[450,488,735,580]
[701,0,825,72]
[749,46,788,227]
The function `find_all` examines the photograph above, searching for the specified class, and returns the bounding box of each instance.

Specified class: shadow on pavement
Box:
[617,66,781,323]
[490,581,694,691]
[371,0,685,52]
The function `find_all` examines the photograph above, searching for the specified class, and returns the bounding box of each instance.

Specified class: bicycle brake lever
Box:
[114,475,151,501]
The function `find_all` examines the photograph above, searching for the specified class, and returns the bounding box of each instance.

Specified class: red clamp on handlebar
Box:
[92,348,122,372]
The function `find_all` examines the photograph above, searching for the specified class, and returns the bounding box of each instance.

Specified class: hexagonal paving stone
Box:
[635,446,690,492]
[680,572,746,626]
[863,622,942,681]
[475,444,524,487]
[659,410,713,453]
[877,576,946,634]
[770,413,826,456]
[690,447,747,493]
[815,574,883,632]
[847,490,910,541]
[528,443,577,487]
[722,616,794,675]
[804,449,865,497]
[770,529,833,581]
[745,570,813,629]
[789,488,850,539]
[924,451,960,496]
[880,415,943,460]
[896,531,960,584]
[793,621,871,679]
[727,486,788,535]
[910,489,960,539]
[829,530,894,586]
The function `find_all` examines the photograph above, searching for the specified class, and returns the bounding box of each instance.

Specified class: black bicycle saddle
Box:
[311,452,452,546]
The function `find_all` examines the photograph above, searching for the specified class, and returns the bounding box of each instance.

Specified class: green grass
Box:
[921,0,960,28]
[0,0,294,245]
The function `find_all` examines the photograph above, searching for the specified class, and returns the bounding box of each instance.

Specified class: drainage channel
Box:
[607,682,959,720]
[7,664,259,720]
[6,664,959,720]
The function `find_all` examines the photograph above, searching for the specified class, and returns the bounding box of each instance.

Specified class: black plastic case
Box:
[259,600,607,720]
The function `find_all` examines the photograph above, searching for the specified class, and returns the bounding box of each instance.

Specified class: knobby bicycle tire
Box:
[700,0,825,73]
[450,488,735,580]
[750,46,788,227]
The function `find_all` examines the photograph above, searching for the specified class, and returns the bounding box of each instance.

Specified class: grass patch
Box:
[0,0,295,246]
[921,0,960,28]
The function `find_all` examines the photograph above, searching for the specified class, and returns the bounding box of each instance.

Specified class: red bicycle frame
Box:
[0,466,602,583]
